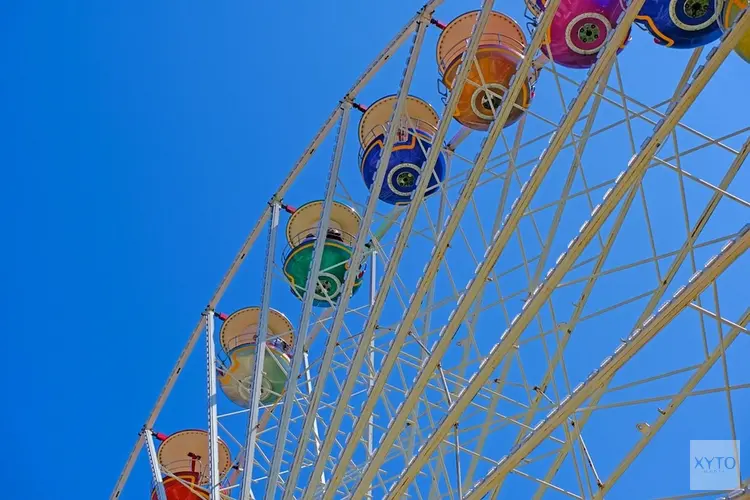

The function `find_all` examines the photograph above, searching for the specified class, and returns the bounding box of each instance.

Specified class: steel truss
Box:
[111,1,750,499]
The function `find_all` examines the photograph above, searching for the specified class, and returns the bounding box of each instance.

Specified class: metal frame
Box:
[110,1,750,498]
[145,430,167,500]
[239,200,281,499]
[367,251,377,500]
[266,100,352,500]
[205,310,221,500]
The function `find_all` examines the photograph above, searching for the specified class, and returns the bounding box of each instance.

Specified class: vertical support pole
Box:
[145,431,167,500]
[302,351,327,486]
[239,201,281,500]
[268,103,352,500]
[367,250,377,500]
[205,310,221,500]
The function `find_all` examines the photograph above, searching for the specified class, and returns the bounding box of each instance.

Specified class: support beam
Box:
[205,310,221,500]
[266,102,352,500]
[381,10,750,495]
[462,116,527,488]
[302,351,327,487]
[595,308,750,498]
[239,201,281,499]
[465,224,749,498]
[367,250,377,500]
[145,431,167,500]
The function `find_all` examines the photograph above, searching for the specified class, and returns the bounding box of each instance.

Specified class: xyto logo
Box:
[693,455,738,472]
[689,440,741,491]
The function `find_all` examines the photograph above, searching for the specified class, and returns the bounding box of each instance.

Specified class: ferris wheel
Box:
[110,0,750,498]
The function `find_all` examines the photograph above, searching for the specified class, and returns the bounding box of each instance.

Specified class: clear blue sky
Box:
[1,1,747,499]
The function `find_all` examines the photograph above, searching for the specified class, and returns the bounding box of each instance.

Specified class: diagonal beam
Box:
[466,225,750,498]
[239,202,282,498]
[484,62,626,500]
[380,10,750,496]
[595,308,750,497]
[529,69,612,288]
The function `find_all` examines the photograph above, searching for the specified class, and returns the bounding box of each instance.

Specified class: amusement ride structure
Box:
[111,0,750,498]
